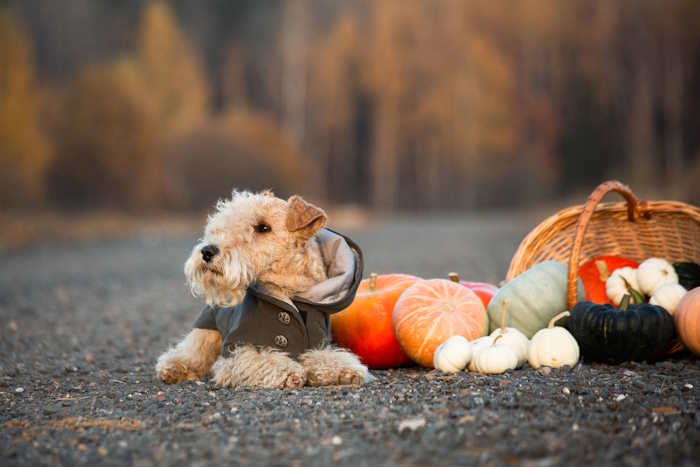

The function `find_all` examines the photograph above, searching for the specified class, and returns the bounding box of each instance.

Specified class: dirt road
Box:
[1,213,698,466]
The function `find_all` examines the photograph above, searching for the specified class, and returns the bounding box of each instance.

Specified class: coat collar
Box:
[250,228,363,315]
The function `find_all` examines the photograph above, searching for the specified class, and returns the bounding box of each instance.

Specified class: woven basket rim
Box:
[506,199,700,282]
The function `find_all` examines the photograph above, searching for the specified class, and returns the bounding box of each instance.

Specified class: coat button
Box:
[278,311,291,325]
[274,335,288,348]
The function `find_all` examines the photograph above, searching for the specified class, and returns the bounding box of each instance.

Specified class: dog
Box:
[155,190,371,388]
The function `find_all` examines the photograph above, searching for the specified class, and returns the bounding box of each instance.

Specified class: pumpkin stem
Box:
[548,311,570,328]
[492,334,503,346]
[448,272,460,283]
[500,300,507,334]
[369,273,377,291]
[595,260,610,281]
[619,294,631,311]
[620,277,645,304]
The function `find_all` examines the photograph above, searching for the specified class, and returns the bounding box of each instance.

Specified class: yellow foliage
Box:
[43,2,213,208]
[47,61,161,207]
[311,15,361,132]
[137,1,209,134]
[163,111,312,209]
[0,10,48,207]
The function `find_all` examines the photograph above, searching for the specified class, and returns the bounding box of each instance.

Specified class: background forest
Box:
[2,0,700,213]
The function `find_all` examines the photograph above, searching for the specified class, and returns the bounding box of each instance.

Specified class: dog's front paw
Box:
[156,355,200,384]
[284,369,306,389]
[300,348,371,386]
[306,365,369,386]
[155,329,221,384]
[211,347,307,389]
[338,367,368,385]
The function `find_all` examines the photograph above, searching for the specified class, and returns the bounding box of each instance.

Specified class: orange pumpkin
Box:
[448,272,498,309]
[674,287,700,356]
[578,255,639,304]
[331,273,419,369]
[393,279,489,367]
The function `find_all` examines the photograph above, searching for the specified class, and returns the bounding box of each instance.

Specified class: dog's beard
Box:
[184,243,254,307]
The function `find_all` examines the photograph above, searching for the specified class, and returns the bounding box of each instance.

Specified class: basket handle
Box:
[567,180,648,309]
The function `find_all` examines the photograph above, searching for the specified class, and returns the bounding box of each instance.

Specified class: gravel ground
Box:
[1,213,698,466]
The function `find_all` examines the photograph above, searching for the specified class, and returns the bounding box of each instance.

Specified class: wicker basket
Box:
[506,180,700,310]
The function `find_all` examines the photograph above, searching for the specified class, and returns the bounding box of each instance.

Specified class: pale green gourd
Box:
[487,260,585,338]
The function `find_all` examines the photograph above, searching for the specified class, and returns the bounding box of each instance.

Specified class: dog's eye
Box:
[254,222,271,233]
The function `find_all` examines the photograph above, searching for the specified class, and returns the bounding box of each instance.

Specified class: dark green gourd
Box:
[674,262,700,290]
[568,295,676,362]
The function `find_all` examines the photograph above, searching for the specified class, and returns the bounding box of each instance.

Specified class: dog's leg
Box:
[156,329,222,384]
[211,345,306,389]
[299,347,372,386]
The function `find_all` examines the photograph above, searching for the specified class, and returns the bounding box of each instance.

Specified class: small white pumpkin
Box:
[466,336,494,372]
[637,258,678,295]
[606,267,643,305]
[472,336,518,375]
[528,311,580,369]
[433,335,472,372]
[650,283,687,315]
[489,300,530,367]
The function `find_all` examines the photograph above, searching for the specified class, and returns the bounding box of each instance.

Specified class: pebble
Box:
[615,394,627,402]
[397,417,426,433]
[15,387,24,393]
[562,387,570,395]
[331,436,342,446]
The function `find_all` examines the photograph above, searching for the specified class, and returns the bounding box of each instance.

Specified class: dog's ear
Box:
[286,195,327,239]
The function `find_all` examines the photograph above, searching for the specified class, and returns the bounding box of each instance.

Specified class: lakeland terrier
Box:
[155,190,371,388]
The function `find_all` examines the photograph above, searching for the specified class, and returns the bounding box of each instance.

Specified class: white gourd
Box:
[490,328,529,367]
[488,300,530,367]
[466,336,494,372]
[637,258,678,295]
[649,283,687,315]
[528,311,580,369]
[472,338,518,375]
[606,267,641,305]
[433,336,472,373]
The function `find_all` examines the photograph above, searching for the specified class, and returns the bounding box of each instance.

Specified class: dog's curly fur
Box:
[156,190,370,389]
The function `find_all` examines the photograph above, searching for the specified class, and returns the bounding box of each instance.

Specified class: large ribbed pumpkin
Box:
[392,279,488,367]
[675,287,700,356]
[487,260,585,338]
[331,273,419,369]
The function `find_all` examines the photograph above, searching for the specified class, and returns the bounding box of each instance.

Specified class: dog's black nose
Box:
[201,244,219,263]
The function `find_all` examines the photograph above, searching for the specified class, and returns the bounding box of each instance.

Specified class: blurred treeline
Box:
[2,0,700,212]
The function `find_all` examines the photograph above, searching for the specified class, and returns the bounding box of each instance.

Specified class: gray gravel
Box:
[1,213,699,466]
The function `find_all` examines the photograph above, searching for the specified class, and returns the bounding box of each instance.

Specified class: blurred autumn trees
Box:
[0,10,48,207]
[2,0,700,211]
